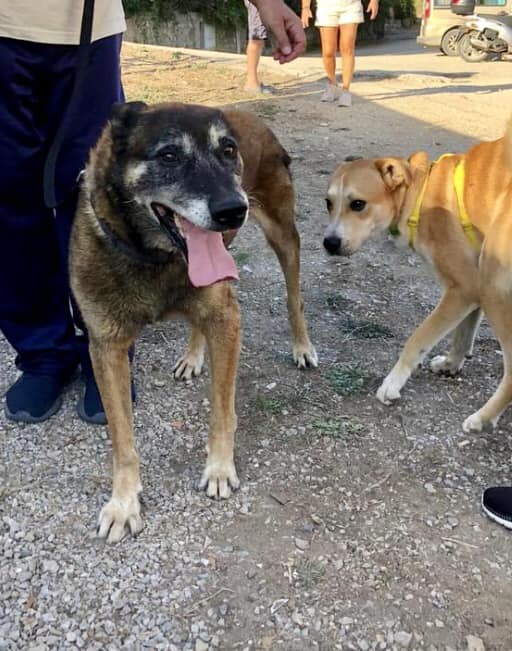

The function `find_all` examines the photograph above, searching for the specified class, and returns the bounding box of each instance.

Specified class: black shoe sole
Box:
[5,396,63,424]
[76,396,107,425]
[482,496,512,531]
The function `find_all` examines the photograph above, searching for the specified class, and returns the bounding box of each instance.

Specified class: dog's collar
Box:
[96,216,176,267]
[391,154,479,250]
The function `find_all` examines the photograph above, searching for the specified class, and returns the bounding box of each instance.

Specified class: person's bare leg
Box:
[339,23,358,90]
[245,39,264,91]
[319,26,338,85]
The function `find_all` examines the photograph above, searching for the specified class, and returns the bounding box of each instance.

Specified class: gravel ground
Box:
[2,41,512,650]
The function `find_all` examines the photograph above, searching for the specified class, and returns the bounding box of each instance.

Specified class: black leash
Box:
[43,0,95,209]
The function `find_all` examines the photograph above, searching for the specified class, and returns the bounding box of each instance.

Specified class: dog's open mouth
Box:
[151,202,239,288]
[151,202,187,257]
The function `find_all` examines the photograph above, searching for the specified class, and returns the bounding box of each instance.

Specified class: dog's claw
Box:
[173,350,205,381]
[293,343,318,369]
[430,354,464,377]
[97,495,143,544]
[376,377,402,405]
[199,459,239,500]
[462,411,495,433]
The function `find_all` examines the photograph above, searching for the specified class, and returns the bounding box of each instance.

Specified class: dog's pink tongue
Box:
[180,220,239,288]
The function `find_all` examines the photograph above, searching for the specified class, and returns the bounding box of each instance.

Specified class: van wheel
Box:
[440,28,461,56]
[457,32,489,62]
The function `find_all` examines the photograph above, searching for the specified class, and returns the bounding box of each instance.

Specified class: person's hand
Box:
[251,0,306,63]
[301,7,313,28]
[366,0,379,20]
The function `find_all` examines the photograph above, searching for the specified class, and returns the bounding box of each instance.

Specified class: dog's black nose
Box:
[323,236,341,254]
[210,198,247,230]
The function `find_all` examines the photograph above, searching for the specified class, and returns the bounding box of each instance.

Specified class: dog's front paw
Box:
[198,458,240,499]
[293,342,318,369]
[97,494,143,544]
[173,349,205,381]
[376,376,402,405]
[430,354,464,376]
[463,411,494,433]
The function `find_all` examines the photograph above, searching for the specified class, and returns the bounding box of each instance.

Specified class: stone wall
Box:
[125,11,417,52]
[125,13,246,53]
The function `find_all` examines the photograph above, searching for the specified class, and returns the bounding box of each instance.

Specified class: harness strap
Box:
[453,159,480,249]
[406,154,479,250]
[406,165,430,248]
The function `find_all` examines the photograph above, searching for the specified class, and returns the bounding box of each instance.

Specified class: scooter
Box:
[451,0,512,62]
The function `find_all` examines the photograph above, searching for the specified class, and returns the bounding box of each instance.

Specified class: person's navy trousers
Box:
[0,34,124,377]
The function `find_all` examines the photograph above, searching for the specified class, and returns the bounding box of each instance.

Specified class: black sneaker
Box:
[482,486,512,531]
[5,371,73,423]
[77,372,136,425]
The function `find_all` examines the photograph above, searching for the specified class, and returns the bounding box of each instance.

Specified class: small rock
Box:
[466,635,485,651]
[195,640,209,651]
[291,611,304,627]
[42,560,59,574]
[424,483,436,494]
[218,602,230,617]
[295,538,308,551]
[395,631,413,648]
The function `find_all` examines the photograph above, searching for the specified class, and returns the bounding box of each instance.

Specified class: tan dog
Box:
[323,117,512,432]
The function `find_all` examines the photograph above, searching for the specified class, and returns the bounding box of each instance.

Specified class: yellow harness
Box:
[406,154,480,250]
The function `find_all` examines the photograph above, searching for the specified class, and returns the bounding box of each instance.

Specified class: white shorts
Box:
[315,0,364,26]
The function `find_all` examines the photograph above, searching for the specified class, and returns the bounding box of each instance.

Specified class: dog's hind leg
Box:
[463,268,512,432]
[90,335,143,544]
[251,188,318,369]
[377,288,477,405]
[173,327,206,380]
[430,307,482,376]
[192,284,241,498]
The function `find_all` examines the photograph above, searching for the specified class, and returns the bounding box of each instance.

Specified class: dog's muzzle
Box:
[210,197,247,231]
[323,235,342,255]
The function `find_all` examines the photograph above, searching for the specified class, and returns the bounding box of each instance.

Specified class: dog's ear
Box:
[111,101,147,129]
[375,158,412,191]
[110,101,147,152]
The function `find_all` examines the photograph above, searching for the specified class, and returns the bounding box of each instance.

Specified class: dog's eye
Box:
[159,149,180,164]
[350,199,366,212]
[325,198,333,212]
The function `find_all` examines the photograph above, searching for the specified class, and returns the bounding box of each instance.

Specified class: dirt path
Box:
[1,40,512,651]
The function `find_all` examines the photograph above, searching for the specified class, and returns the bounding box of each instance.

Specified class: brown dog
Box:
[323,116,512,432]
[173,108,317,380]
[70,102,315,543]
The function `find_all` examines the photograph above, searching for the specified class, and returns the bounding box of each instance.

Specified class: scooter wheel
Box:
[457,32,489,62]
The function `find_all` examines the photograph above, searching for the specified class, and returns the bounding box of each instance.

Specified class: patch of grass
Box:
[234,252,250,266]
[340,317,393,340]
[312,418,365,439]
[328,365,366,396]
[257,103,279,121]
[254,394,284,414]
[293,558,326,588]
